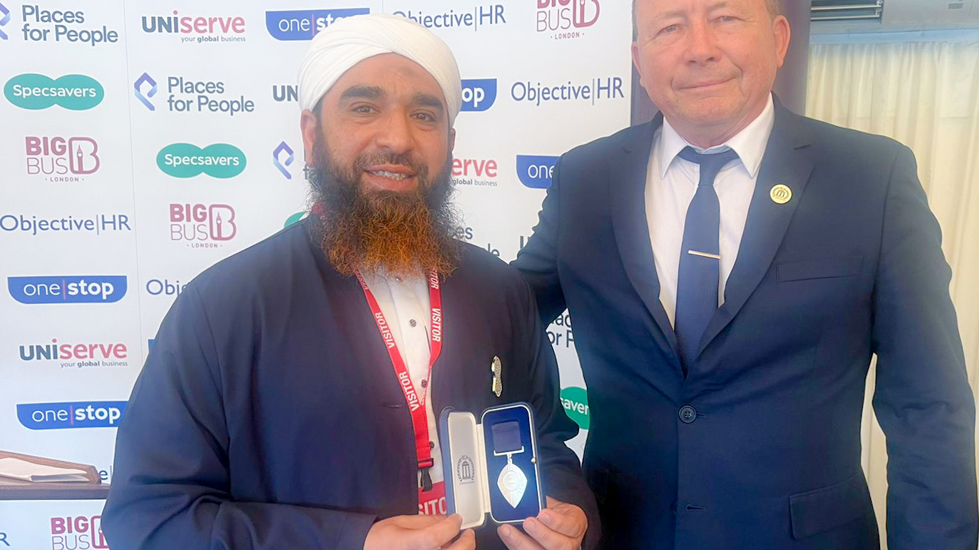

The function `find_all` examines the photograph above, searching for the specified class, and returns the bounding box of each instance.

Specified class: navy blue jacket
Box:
[512,104,977,549]
[102,220,598,550]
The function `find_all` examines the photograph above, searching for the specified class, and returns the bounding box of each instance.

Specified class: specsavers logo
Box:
[284,211,309,228]
[157,143,246,178]
[560,387,589,430]
[4,74,103,110]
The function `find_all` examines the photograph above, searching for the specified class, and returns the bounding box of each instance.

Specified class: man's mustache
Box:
[353,151,427,179]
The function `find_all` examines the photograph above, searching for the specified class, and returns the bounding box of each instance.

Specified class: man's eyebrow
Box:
[650,8,684,22]
[339,85,385,101]
[649,1,731,22]
[706,1,732,13]
[412,92,445,113]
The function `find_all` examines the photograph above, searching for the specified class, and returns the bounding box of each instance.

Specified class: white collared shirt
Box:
[359,272,444,495]
[644,94,775,327]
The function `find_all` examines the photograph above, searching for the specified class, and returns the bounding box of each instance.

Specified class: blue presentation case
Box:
[438,403,544,529]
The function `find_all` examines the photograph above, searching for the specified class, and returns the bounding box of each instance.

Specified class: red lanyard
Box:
[356,270,443,492]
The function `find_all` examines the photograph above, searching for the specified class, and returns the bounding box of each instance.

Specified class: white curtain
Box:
[807,35,979,548]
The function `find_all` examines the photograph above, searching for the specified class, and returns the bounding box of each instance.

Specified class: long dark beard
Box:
[306,132,461,278]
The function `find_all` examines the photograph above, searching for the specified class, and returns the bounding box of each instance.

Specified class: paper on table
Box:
[0,457,90,483]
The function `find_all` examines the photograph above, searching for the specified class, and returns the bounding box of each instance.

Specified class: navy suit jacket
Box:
[102,220,599,550]
[513,103,978,549]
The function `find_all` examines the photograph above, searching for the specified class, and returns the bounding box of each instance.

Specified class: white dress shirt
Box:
[360,271,444,502]
[644,94,775,327]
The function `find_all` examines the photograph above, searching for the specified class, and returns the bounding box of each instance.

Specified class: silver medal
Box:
[497,455,528,507]
[492,420,528,508]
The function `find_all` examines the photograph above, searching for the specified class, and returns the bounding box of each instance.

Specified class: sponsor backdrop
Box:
[0,0,630,544]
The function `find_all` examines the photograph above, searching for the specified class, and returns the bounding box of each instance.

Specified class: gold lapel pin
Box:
[491,356,502,398]
[770,184,792,205]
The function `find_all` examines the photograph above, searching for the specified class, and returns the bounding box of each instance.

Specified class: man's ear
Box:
[773,14,792,69]
[300,108,320,163]
[631,41,645,90]
[448,127,456,154]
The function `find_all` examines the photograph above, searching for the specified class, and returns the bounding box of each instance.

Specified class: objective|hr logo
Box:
[273,141,294,179]
[170,203,237,248]
[394,4,506,31]
[536,0,600,39]
[4,73,103,110]
[145,278,187,299]
[516,155,558,189]
[7,276,128,304]
[17,401,127,429]
[134,72,157,110]
[511,76,624,107]
[461,79,497,112]
[25,136,100,181]
[0,212,131,237]
[266,8,369,40]
[0,3,10,40]
[157,143,246,178]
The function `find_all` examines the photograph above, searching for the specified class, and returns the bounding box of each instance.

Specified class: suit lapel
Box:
[609,115,682,369]
[698,105,815,356]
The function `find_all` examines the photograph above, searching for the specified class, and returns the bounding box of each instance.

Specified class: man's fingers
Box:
[523,517,579,550]
[442,529,476,550]
[409,514,464,550]
[498,523,545,550]
[537,506,585,539]
[393,514,444,530]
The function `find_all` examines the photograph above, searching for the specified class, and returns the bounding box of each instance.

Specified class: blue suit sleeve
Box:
[101,285,376,550]
[870,144,978,549]
[517,277,601,549]
[512,156,567,325]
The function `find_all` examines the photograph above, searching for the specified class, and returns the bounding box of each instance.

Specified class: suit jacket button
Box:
[678,405,697,424]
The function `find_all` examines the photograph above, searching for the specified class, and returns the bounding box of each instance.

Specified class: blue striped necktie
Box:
[674,146,739,373]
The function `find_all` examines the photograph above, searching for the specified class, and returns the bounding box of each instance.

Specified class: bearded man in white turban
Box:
[103,14,597,550]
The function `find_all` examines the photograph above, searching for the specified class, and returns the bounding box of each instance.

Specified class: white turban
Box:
[298,14,462,124]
